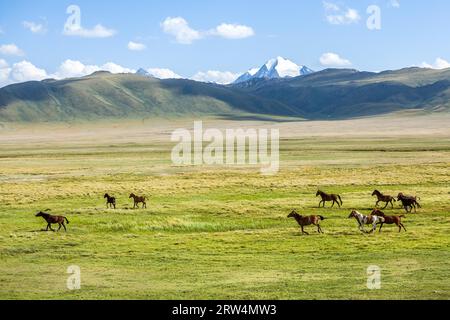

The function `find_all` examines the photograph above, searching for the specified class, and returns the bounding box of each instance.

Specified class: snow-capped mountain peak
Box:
[234,57,314,84]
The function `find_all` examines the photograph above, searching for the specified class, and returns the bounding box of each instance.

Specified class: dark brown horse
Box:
[287,210,325,235]
[316,190,342,208]
[371,209,406,232]
[104,193,116,209]
[35,211,69,232]
[371,190,396,209]
[397,193,421,213]
[129,193,147,209]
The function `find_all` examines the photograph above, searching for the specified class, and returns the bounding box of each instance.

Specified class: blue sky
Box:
[1,0,450,86]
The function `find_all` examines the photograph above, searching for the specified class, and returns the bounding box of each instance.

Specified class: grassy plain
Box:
[0,114,449,299]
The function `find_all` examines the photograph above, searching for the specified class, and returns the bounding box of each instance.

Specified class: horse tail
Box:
[338,195,343,206]
[64,217,70,224]
[318,215,325,221]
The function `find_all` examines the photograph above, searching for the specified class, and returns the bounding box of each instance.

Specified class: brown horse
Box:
[287,210,325,235]
[104,193,116,209]
[129,193,147,209]
[371,190,396,209]
[35,211,69,232]
[371,209,406,233]
[316,190,342,208]
[397,193,421,213]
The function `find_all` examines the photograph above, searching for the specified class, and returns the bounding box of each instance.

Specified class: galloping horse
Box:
[371,190,396,209]
[104,193,116,209]
[35,211,70,232]
[316,190,343,208]
[397,193,421,213]
[129,193,147,209]
[348,210,384,234]
[371,209,406,233]
[287,210,325,235]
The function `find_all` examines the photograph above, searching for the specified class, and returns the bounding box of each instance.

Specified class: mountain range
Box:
[0,63,449,122]
[234,57,314,84]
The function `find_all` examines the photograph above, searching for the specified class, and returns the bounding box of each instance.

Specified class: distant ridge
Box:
[0,66,449,122]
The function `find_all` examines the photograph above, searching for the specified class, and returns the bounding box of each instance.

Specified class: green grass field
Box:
[0,117,449,300]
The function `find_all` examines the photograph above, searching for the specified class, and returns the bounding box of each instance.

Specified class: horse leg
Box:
[301,226,308,235]
[318,200,322,208]
[390,200,394,209]
[317,224,323,233]
[331,201,335,208]
[382,202,388,209]
[401,223,406,232]
[49,224,55,232]
[45,223,50,231]
[375,200,380,208]
[379,223,383,233]
[57,223,62,231]
[62,222,67,232]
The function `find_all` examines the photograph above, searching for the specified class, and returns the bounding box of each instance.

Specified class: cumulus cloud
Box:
[421,58,450,70]
[161,16,254,44]
[146,68,182,79]
[389,0,400,8]
[9,60,48,83]
[210,23,254,39]
[161,17,202,44]
[323,2,361,25]
[0,59,138,87]
[0,59,11,86]
[127,41,146,51]
[320,52,352,67]
[23,21,47,34]
[63,24,116,38]
[52,60,134,79]
[0,44,25,56]
[191,70,240,84]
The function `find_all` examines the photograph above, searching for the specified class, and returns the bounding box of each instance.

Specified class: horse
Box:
[348,210,384,234]
[129,193,147,209]
[371,209,406,233]
[371,190,396,209]
[104,193,116,209]
[397,193,421,213]
[35,211,69,232]
[287,210,325,235]
[316,190,343,208]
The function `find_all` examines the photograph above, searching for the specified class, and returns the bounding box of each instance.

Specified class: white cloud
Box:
[9,60,48,83]
[63,24,116,38]
[389,0,400,8]
[52,60,134,79]
[210,23,254,39]
[320,52,352,67]
[0,59,11,87]
[323,1,340,11]
[161,16,255,44]
[101,62,135,74]
[192,70,240,84]
[146,68,182,79]
[161,17,202,44]
[127,41,146,51]
[0,59,138,87]
[324,2,361,25]
[23,21,47,34]
[421,58,450,70]
[0,44,25,56]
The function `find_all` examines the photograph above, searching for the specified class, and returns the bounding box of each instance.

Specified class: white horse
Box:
[348,210,384,233]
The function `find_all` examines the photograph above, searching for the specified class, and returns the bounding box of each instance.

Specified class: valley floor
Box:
[0,114,449,299]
